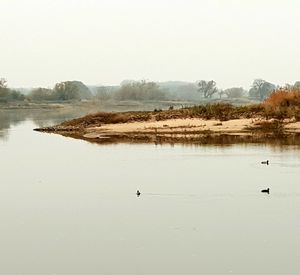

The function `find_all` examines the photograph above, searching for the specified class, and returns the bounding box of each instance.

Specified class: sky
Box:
[0,0,299,89]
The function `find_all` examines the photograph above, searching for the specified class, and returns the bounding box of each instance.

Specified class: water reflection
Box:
[60,131,300,151]
[0,107,100,140]
[0,110,24,140]
[0,103,164,141]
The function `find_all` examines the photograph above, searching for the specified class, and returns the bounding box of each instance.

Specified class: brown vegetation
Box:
[35,88,300,145]
[263,88,300,119]
[60,103,266,128]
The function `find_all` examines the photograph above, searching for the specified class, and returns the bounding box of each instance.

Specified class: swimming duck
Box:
[261,188,270,194]
[261,160,269,165]
[136,190,141,196]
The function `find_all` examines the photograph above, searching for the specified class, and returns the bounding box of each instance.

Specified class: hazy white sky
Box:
[0,0,299,88]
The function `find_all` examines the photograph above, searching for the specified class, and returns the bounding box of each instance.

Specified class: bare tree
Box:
[249,79,276,100]
[197,80,218,98]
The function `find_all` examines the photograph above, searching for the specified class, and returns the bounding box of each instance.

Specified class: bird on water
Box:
[136,190,141,196]
[261,188,270,194]
[261,160,269,165]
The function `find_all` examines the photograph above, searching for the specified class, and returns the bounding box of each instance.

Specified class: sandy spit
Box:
[83,118,265,139]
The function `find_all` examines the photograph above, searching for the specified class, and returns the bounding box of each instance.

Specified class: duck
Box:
[261,188,270,194]
[136,190,141,196]
[261,160,269,165]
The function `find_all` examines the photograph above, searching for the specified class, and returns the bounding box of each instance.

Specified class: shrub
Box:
[264,88,300,108]
[263,88,300,119]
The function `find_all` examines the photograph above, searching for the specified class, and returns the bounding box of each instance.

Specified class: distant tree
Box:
[224,87,245,98]
[197,80,218,98]
[250,79,265,99]
[174,83,199,100]
[53,82,79,100]
[53,81,92,101]
[95,86,112,101]
[217,89,225,99]
[0,78,25,102]
[28,88,54,101]
[294,81,300,88]
[0,78,9,99]
[115,80,166,101]
[158,81,198,101]
[249,79,276,100]
[8,90,25,101]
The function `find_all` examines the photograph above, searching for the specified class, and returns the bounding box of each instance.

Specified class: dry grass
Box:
[263,88,300,120]
[60,111,152,127]
[62,104,265,127]
[188,104,264,120]
[264,88,300,107]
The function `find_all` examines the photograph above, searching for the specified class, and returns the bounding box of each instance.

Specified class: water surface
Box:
[1,110,300,275]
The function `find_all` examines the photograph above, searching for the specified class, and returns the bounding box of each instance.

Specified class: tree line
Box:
[0,78,25,103]
[1,78,300,103]
[197,79,300,100]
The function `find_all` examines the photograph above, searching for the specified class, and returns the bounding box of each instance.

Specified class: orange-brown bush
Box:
[264,88,300,107]
[263,88,300,119]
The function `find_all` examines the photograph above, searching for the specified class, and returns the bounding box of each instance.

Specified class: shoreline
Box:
[35,116,300,145]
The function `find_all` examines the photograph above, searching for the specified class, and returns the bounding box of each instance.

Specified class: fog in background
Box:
[1,0,299,89]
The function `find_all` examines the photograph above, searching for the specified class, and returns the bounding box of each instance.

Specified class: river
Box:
[0,109,300,275]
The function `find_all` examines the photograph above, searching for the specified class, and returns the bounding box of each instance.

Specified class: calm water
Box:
[1,110,300,275]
